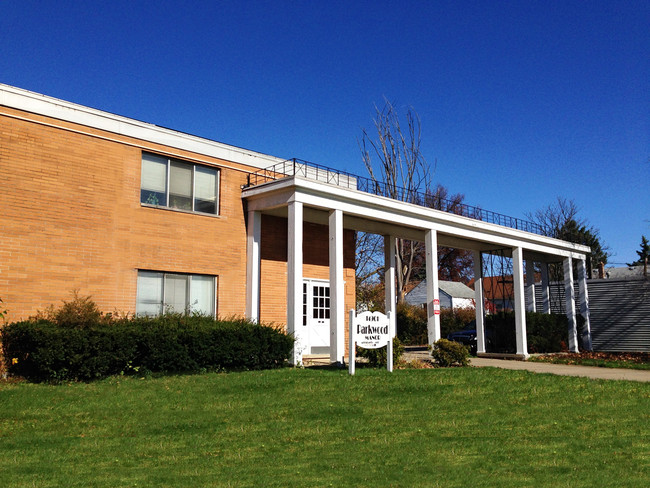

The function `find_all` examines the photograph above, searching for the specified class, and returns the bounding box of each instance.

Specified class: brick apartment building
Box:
[1,84,593,364]
[0,84,355,357]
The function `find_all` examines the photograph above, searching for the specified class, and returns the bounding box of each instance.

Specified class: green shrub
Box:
[526,313,570,353]
[0,297,7,324]
[430,338,469,367]
[396,302,477,346]
[484,312,570,354]
[2,312,294,382]
[396,303,427,345]
[1,320,137,381]
[484,312,516,353]
[440,306,476,339]
[31,291,114,329]
[356,337,404,367]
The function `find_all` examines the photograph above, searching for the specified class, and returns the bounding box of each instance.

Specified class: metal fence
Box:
[535,278,650,352]
[245,158,547,236]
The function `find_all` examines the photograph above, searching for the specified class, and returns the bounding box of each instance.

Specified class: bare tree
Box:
[526,197,609,278]
[526,197,581,237]
[355,231,384,285]
[357,100,477,307]
[359,100,432,303]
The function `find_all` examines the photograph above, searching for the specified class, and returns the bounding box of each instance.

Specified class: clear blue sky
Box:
[2,1,648,265]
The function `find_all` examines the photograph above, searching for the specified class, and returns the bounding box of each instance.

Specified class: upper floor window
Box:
[140,152,219,215]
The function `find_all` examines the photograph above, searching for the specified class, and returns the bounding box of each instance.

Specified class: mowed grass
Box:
[1,367,649,487]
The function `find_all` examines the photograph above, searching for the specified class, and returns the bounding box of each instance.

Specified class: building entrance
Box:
[303,279,330,354]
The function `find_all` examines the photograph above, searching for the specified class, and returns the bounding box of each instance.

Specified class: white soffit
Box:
[0,84,286,170]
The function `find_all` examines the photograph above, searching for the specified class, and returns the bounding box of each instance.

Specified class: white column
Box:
[512,246,529,357]
[329,209,345,364]
[473,250,486,354]
[540,263,551,314]
[577,259,593,351]
[348,309,356,375]
[564,257,579,353]
[287,200,304,365]
[425,229,440,345]
[387,311,394,372]
[245,210,261,322]
[384,235,396,338]
[525,259,536,312]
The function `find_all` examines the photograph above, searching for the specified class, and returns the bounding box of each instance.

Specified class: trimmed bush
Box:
[356,337,404,367]
[484,312,571,354]
[2,314,294,382]
[431,338,469,367]
[1,320,137,381]
[526,313,570,353]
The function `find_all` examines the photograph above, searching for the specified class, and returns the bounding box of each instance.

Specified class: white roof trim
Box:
[0,84,286,170]
[243,176,591,259]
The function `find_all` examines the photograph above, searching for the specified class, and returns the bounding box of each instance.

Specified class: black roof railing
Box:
[244,158,547,236]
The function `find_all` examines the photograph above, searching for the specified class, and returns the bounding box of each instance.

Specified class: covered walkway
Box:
[242,161,592,365]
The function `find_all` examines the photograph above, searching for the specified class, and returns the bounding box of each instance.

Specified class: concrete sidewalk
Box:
[469,357,650,383]
[402,348,650,382]
[305,351,650,383]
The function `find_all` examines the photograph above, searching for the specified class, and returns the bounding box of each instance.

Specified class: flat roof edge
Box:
[0,84,286,170]
[244,176,592,256]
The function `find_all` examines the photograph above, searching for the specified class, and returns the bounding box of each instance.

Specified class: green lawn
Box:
[1,367,648,487]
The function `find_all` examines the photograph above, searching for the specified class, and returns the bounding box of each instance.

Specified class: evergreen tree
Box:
[627,235,650,267]
[556,218,608,273]
[526,197,609,275]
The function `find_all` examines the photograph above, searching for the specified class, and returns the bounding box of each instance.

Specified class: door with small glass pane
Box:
[303,279,330,354]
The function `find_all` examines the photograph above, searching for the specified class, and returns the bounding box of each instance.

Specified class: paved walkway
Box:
[305,351,650,382]
[400,349,650,382]
[469,357,650,383]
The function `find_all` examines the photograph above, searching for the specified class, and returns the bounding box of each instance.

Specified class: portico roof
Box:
[243,162,593,364]
[242,174,590,263]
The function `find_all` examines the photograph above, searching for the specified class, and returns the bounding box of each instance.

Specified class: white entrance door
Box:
[303,279,330,354]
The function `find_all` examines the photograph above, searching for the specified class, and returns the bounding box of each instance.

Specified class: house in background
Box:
[467,276,514,312]
[405,280,475,309]
[603,265,648,280]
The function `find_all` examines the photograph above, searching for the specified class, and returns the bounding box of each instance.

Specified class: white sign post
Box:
[349,309,393,375]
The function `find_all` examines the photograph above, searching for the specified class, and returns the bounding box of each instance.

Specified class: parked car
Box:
[447,321,492,355]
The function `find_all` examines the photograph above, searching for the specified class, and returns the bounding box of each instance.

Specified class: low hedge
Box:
[2,315,294,382]
[484,312,572,354]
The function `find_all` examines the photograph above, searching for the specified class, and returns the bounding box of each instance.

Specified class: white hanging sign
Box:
[349,310,393,375]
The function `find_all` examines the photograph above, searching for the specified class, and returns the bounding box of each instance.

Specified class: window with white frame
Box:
[140,152,219,215]
[136,271,217,316]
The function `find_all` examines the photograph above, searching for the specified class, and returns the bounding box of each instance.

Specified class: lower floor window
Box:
[136,271,216,316]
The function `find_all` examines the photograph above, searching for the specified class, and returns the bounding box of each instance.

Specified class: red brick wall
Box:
[0,107,356,329]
